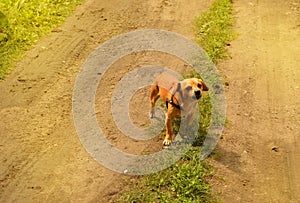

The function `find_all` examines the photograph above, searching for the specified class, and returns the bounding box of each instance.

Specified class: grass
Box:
[117,150,216,203]
[115,0,235,202]
[194,0,236,63]
[0,0,82,79]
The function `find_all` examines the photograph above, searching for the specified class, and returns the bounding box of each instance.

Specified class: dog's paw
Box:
[149,112,155,119]
[162,138,172,146]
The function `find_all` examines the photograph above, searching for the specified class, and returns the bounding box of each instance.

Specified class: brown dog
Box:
[149,72,209,146]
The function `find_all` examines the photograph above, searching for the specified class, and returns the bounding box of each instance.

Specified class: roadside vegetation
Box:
[0,0,82,79]
[195,0,236,63]
[115,0,235,202]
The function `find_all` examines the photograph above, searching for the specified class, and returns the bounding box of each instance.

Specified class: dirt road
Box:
[0,0,299,202]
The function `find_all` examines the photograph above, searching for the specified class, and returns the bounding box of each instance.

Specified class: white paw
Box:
[163,138,172,146]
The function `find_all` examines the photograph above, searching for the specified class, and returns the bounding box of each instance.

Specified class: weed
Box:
[117,149,217,203]
[0,0,82,78]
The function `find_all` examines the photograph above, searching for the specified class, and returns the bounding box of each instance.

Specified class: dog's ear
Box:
[201,81,209,91]
[169,82,181,96]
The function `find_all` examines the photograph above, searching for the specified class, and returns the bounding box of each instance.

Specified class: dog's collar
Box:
[166,83,184,111]
[166,96,182,110]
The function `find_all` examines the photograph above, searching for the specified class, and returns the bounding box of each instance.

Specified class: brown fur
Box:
[149,72,208,146]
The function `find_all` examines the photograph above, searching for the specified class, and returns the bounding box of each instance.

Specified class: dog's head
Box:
[179,78,209,101]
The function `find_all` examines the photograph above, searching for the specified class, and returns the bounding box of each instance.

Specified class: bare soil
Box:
[0,0,299,202]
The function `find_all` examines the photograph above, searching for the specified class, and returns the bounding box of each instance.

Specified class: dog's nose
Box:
[195,90,201,99]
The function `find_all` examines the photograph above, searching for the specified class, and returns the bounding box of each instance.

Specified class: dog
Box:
[149,72,209,146]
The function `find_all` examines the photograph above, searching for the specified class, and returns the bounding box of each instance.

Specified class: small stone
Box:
[271,146,279,152]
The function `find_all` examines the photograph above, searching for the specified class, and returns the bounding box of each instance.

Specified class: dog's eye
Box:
[197,83,202,88]
[185,86,192,91]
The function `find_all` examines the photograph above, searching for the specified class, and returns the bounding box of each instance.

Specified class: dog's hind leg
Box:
[149,85,160,118]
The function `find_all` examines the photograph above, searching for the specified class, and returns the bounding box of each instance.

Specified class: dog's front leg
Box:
[186,112,195,126]
[163,114,173,146]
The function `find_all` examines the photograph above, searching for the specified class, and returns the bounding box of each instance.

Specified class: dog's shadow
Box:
[210,146,242,173]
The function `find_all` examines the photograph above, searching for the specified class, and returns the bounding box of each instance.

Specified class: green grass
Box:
[0,0,82,79]
[117,150,216,203]
[115,0,235,202]
[194,0,237,63]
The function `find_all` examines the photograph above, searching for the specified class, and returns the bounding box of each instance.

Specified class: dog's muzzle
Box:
[195,90,201,100]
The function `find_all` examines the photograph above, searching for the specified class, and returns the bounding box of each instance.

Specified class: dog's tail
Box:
[154,80,160,91]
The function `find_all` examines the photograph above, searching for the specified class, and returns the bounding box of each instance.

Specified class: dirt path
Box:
[1,0,299,202]
[213,0,300,202]
[0,0,213,202]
